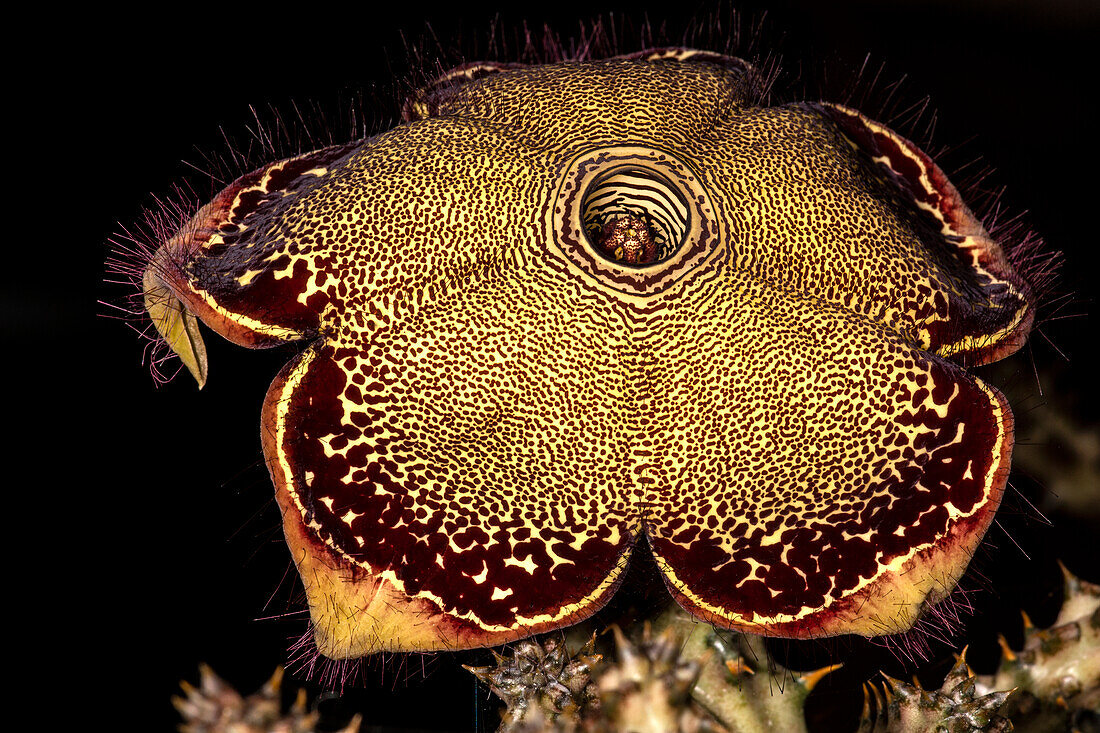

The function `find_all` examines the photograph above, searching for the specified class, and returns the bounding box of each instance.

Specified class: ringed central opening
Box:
[582,165,691,266]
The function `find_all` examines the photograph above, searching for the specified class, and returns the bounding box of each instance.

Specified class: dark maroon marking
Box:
[809,103,1033,364]
[281,345,635,627]
[194,256,325,338]
[217,142,359,235]
[402,61,530,123]
[405,50,755,125]
[209,142,360,232]
[648,355,1001,620]
[177,142,362,339]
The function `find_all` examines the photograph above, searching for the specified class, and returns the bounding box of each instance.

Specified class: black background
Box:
[19,0,1098,729]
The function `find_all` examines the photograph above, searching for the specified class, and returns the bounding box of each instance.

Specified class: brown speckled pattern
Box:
[148,51,1033,657]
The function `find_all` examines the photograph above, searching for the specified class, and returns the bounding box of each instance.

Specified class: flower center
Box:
[582,166,689,267]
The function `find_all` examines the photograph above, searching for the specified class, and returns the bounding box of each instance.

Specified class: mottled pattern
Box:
[143,49,1034,657]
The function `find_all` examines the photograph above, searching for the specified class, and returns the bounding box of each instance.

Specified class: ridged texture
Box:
[469,604,842,733]
[173,666,359,733]
[859,653,1013,733]
[980,564,1100,731]
[465,634,602,731]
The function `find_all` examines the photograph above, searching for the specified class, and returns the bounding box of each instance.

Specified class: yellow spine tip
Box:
[998,634,1017,661]
[725,658,755,676]
[800,663,841,692]
[1021,610,1034,629]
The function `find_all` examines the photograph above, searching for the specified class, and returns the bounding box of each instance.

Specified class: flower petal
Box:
[643,270,1012,637]
[263,265,639,656]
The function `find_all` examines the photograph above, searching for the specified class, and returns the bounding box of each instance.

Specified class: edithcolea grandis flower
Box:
[128,47,1036,659]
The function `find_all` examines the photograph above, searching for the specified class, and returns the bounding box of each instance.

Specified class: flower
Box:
[139,49,1035,659]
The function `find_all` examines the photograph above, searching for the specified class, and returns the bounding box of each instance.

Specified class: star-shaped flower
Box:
[137,49,1035,658]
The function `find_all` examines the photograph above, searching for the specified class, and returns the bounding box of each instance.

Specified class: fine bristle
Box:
[287,621,448,693]
[102,185,203,385]
[100,89,379,385]
[869,581,978,667]
[399,9,782,110]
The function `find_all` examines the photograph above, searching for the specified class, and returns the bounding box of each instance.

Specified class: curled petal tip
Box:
[143,268,208,389]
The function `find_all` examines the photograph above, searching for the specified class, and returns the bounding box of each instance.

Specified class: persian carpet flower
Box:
[135,49,1035,659]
